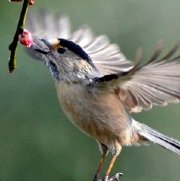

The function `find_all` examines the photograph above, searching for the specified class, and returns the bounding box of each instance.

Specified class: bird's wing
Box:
[26,10,133,75]
[93,43,180,113]
[69,26,133,75]
[27,10,71,40]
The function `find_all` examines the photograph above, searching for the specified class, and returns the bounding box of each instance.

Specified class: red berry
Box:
[18,29,33,48]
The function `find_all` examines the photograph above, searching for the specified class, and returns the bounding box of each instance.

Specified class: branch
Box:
[8,0,30,73]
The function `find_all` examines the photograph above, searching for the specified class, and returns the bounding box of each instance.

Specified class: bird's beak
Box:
[32,39,51,54]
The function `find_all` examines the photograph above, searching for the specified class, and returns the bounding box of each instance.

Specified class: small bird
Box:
[25,11,180,181]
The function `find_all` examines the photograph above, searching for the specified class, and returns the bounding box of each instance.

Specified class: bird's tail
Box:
[133,120,180,155]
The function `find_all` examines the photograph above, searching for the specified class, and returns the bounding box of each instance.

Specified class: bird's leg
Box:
[93,153,107,181]
[103,154,118,181]
[103,146,122,181]
[93,143,109,181]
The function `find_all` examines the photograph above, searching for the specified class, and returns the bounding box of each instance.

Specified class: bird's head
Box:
[29,38,99,83]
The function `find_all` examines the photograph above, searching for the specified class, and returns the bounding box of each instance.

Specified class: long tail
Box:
[133,120,180,155]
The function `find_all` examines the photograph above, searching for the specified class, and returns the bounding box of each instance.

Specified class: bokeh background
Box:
[0,0,180,181]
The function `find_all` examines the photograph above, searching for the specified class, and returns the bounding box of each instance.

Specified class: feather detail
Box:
[94,43,180,112]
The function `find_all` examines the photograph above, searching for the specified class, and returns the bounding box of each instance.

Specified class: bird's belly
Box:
[56,83,133,146]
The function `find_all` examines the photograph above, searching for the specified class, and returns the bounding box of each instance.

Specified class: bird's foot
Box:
[93,173,99,181]
[104,172,123,181]
[95,172,123,181]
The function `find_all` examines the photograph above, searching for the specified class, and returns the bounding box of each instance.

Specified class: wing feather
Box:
[94,43,180,112]
[27,10,71,40]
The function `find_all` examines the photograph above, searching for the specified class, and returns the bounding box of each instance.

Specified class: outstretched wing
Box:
[68,26,132,75]
[94,43,180,113]
[27,11,180,112]
[26,10,132,75]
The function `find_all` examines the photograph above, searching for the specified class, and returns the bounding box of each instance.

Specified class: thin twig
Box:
[8,0,30,73]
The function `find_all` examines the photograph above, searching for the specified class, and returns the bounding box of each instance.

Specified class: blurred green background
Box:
[0,0,180,181]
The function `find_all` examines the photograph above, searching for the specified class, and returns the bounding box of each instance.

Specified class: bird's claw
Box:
[108,172,123,181]
[93,173,99,181]
[95,172,123,181]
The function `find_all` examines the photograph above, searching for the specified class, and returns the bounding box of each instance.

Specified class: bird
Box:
[24,10,180,181]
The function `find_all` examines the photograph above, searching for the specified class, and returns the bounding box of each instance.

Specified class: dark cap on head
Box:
[59,38,96,68]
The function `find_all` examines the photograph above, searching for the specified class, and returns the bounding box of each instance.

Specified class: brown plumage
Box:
[56,82,134,147]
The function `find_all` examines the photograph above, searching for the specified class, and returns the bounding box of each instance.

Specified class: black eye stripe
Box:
[58,47,66,54]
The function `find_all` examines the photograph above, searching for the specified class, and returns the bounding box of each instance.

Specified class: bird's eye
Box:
[58,47,66,54]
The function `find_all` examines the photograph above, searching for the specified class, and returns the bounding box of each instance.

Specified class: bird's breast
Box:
[55,82,133,146]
